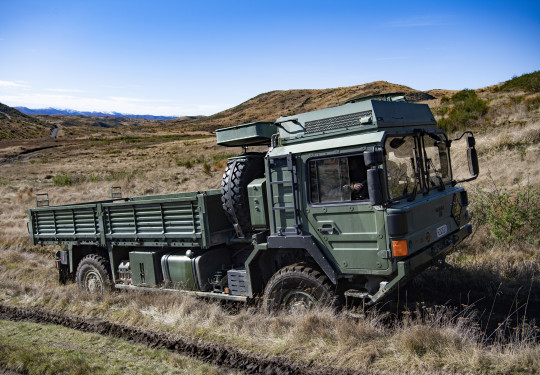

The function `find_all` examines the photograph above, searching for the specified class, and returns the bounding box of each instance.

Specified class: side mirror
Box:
[364,149,384,167]
[367,169,386,206]
[454,133,479,183]
[467,142,479,178]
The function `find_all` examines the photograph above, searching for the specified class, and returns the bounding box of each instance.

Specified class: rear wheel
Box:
[76,254,112,294]
[262,262,336,312]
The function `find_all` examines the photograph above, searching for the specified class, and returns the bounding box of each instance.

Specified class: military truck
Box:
[28,94,479,311]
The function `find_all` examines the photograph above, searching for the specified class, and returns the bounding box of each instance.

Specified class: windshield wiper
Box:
[426,157,445,191]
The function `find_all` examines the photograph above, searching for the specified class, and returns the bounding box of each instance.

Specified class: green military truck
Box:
[28,94,479,311]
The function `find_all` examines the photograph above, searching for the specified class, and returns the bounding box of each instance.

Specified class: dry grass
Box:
[0,242,538,374]
[1,82,540,374]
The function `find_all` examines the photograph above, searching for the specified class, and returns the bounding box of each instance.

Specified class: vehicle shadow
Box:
[372,264,539,340]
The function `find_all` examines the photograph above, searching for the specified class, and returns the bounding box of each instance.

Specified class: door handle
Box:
[318,227,334,234]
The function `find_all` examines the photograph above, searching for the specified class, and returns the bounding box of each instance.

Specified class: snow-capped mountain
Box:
[14,107,179,120]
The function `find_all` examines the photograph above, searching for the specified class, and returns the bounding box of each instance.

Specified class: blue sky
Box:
[0,0,539,116]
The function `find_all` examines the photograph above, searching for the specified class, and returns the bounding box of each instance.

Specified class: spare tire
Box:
[221,153,265,237]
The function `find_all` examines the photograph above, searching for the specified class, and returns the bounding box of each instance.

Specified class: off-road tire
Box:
[262,262,337,312]
[76,254,112,294]
[221,155,264,235]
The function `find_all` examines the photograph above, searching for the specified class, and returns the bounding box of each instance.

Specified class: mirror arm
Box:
[450,131,474,142]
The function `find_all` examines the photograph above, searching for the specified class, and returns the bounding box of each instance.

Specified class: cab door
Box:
[303,154,389,273]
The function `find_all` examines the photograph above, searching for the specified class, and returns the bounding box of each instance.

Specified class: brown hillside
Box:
[168,81,436,131]
[0,103,54,140]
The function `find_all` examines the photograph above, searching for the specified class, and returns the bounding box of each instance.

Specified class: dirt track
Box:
[0,304,372,375]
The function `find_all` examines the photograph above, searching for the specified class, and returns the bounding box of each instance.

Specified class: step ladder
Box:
[266,152,301,235]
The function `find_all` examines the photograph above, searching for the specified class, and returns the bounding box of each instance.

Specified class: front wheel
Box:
[76,254,112,294]
[262,262,337,312]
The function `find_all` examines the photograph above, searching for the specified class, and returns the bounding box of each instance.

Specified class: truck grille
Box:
[304,110,372,134]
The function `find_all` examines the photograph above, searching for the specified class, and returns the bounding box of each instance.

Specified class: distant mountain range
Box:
[14,107,182,120]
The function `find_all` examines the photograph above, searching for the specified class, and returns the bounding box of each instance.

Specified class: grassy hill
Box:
[168,80,436,131]
[0,103,54,140]
[167,72,540,136]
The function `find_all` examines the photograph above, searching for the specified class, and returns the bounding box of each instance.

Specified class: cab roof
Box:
[275,100,437,145]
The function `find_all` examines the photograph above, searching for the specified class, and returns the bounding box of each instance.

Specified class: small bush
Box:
[52,173,74,186]
[524,94,540,111]
[105,170,140,181]
[202,162,211,175]
[437,89,488,133]
[472,184,540,244]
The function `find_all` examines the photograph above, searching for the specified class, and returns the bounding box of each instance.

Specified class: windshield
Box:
[385,132,451,200]
[385,136,420,200]
[422,133,451,188]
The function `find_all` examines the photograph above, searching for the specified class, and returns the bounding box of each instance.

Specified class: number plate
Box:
[436,224,448,238]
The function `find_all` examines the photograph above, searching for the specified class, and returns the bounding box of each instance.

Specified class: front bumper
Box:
[368,223,472,304]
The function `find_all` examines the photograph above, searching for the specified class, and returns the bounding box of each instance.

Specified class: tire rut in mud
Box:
[0,304,365,375]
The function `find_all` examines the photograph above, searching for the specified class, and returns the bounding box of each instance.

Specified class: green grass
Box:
[203,162,212,175]
[52,173,75,186]
[51,170,143,186]
[174,156,205,168]
[211,152,237,163]
[0,320,227,375]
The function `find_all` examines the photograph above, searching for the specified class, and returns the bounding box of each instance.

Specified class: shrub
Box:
[496,71,540,93]
[52,173,74,186]
[202,162,211,176]
[472,184,540,244]
[437,89,487,133]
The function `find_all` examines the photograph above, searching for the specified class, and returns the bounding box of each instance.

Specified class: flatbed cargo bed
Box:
[28,189,233,249]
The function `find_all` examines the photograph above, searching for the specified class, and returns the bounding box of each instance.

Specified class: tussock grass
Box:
[0,241,538,374]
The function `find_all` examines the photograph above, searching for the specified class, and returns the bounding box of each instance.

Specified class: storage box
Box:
[129,251,165,286]
[216,122,277,147]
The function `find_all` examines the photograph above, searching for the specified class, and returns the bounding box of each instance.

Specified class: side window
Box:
[309,154,369,204]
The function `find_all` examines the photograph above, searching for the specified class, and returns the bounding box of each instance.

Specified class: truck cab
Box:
[218,95,478,308]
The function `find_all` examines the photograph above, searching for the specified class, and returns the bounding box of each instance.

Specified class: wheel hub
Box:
[282,289,318,312]
[84,270,103,293]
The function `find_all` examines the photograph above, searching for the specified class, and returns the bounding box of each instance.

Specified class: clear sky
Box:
[1,0,539,116]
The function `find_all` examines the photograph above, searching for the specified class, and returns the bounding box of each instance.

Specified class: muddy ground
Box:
[0,304,375,375]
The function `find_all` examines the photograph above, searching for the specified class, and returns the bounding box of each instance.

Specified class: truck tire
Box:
[262,262,337,312]
[76,254,112,294]
[221,154,264,236]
